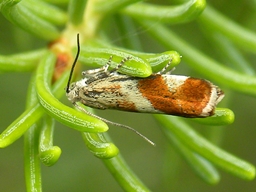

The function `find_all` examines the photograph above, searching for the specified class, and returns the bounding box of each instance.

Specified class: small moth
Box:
[66,35,224,145]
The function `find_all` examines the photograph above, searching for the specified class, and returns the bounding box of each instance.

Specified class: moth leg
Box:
[109,56,131,74]
[102,55,113,73]
[157,58,175,75]
[82,56,113,77]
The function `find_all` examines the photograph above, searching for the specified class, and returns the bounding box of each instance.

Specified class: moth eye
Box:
[69,83,76,90]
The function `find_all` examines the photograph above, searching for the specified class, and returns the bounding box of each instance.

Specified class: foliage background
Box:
[0,0,256,191]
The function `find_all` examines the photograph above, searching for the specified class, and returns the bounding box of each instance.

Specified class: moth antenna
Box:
[74,103,156,146]
[99,116,156,146]
[66,33,80,93]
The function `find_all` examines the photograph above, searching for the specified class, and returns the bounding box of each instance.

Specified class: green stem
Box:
[103,155,150,192]
[139,20,256,96]
[199,6,256,52]
[202,30,255,75]
[155,115,255,180]
[0,58,71,148]
[1,1,60,40]
[80,106,119,159]
[82,132,119,159]
[0,103,45,148]
[22,0,67,25]
[81,41,181,73]
[79,45,152,77]
[39,115,61,166]
[192,108,235,126]
[0,49,47,72]
[94,0,142,15]
[24,124,42,192]
[162,127,220,184]
[35,51,108,132]
[80,0,103,39]
[24,72,42,192]
[68,0,86,25]
[113,14,143,50]
[121,0,206,24]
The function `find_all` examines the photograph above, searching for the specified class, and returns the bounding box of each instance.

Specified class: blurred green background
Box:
[1,0,256,191]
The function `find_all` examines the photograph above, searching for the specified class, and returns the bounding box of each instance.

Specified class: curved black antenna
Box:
[66,33,80,93]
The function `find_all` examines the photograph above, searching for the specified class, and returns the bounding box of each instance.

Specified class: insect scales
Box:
[66,35,224,145]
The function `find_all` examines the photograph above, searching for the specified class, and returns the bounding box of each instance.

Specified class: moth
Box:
[66,35,224,145]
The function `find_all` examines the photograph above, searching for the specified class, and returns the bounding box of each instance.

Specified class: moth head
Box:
[66,82,79,103]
